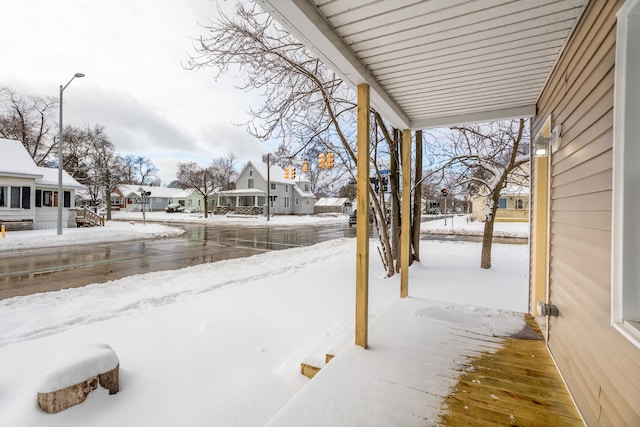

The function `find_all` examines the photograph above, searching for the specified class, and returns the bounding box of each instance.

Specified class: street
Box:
[0,223,354,300]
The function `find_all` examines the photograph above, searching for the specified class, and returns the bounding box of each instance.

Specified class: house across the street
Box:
[0,138,82,230]
[215,160,315,215]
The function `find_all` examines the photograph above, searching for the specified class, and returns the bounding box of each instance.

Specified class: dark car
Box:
[348,209,375,227]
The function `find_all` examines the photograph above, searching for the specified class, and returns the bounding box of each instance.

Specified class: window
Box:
[35,189,42,207]
[43,191,53,207]
[295,198,299,205]
[249,169,253,176]
[248,179,254,189]
[498,198,507,209]
[0,186,31,209]
[304,183,310,192]
[270,183,276,191]
[284,197,290,208]
[285,185,289,193]
[516,198,524,210]
[613,0,640,349]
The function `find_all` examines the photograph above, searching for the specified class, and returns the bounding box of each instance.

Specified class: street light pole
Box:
[57,72,85,235]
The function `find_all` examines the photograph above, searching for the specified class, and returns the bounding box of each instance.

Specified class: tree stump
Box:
[37,343,119,414]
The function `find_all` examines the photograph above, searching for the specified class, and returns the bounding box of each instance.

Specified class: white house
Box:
[0,138,82,230]
[216,160,315,215]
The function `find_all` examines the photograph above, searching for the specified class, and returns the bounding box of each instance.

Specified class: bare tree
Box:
[188,2,423,277]
[121,155,159,185]
[0,87,57,165]
[429,119,529,269]
[211,153,238,191]
[87,125,126,220]
[176,161,216,218]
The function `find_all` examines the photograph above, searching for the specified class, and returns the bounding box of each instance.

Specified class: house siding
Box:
[533,0,640,425]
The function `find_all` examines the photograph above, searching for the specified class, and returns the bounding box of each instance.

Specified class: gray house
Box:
[216,160,315,215]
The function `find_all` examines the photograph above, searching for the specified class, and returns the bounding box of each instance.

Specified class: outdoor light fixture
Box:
[57,72,85,235]
[534,124,562,157]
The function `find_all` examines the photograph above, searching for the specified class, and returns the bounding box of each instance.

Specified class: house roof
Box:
[255,0,589,129]
[35,167,83,189]
[243,160,310,186]
[0,138,43,179]
[118,184,184,199]
[0,138,81,188]
[315,197,351,207]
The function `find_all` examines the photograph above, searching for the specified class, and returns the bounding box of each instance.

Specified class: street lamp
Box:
[57,72,85,235]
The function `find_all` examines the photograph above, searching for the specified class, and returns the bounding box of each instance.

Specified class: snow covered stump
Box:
[37,343,119,414]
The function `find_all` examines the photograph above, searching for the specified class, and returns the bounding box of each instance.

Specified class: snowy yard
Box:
[0,217,529,426]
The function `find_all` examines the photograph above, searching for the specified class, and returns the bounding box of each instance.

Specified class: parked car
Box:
[348,209,375,227]
[165,203,184,213]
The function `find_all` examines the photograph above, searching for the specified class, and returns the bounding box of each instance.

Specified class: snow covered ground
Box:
[0,216,529,426]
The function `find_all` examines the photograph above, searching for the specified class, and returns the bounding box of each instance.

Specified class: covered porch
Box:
[255,0,590,424]
[215,188,266,216]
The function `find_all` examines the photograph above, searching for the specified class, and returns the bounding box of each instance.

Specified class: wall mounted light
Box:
[534,124,562,157]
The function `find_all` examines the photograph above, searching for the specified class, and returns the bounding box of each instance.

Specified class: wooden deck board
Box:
[439,315,584,426]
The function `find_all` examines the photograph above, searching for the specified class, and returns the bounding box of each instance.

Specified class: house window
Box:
[249,169,253,176]
[270,183,276,191]
[304,183,310,192]
[613,0,640,349]
[284,197,290,208]
[248,179,254,189]
[1,186,32,209]
[295,198,299,205]
[498,198,507,209]
[516,198,524,210]
[285,185,289,193]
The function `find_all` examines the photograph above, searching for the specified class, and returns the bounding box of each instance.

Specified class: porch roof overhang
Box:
[255,0,588,130]
[218,189,266,197]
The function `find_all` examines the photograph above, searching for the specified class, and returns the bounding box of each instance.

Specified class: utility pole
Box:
[267,153,271,221]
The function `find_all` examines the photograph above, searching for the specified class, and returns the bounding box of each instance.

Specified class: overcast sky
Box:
[0,0,276,185]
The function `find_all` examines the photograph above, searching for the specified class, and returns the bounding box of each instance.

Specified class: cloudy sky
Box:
[0,0,276,184]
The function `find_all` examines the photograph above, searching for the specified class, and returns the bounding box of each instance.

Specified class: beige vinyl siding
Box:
[533,0,640,425]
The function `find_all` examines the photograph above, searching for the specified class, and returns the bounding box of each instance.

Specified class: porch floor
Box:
[266,299,583,426]
[439,314,584,426]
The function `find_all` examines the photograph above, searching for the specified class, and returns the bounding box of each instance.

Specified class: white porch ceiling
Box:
[255,0,589,130]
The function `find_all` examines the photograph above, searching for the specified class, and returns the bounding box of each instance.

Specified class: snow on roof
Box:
[0,138,43,178]
[119,184,184,199]
[315,197,351,207]
[36,167,83,189]
[244,160,311,186]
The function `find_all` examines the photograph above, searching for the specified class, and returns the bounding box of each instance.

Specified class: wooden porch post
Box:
[400,129,411,298]
[355,84,370,348]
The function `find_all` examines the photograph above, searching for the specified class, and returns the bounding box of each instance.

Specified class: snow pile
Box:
[112,210,348,226]
[0,221,184,252]
[421,215,528,238]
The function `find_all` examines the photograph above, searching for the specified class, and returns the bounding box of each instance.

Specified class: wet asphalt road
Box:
[0,223,355,300]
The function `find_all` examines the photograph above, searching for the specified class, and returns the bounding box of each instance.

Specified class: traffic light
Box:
[441,188,448,197]
[302,160,309,172]
[284,167,290,179]
[291,168,296,179]
[326,152,335,168]
[318,153,325,169]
